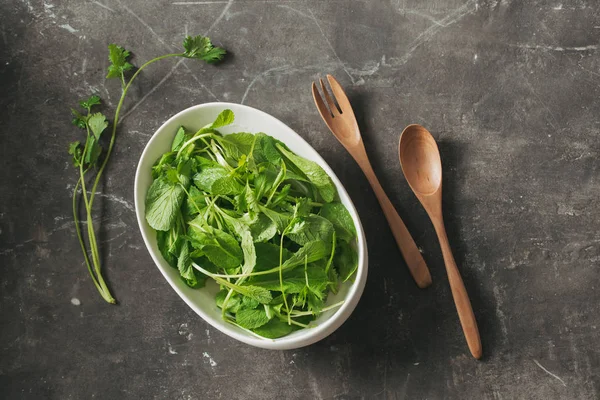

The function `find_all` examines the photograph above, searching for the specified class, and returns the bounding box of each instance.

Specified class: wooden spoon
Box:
[399,124,482,359]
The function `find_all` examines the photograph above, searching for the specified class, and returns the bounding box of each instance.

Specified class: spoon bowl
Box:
[399,125,442,196]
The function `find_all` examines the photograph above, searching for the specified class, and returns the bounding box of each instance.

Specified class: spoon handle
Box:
[352,150,432,288]
[433,219,482,359]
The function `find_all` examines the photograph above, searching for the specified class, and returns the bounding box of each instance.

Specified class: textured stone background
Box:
[1,0,599,398]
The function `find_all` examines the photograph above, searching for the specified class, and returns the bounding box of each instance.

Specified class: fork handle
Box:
[353,151,432,288]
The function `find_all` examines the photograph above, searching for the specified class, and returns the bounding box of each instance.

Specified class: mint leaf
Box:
[287,215,334,247]
[178,241,205,288]
[210,109,234,129]
[182,35,226,64]
[252,318,296,339]
[193,164,229,192]
[188,221,243,269]
[171,126,187,152]
[236,306,271,329]
[319,202,356,242]
[276,144,336,203]
[145,176,185,231]
[335,243,358,282]
[216,290,241,313]
[219,132,255,163]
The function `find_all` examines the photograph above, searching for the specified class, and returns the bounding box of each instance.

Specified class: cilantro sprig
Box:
[69,35,225,304]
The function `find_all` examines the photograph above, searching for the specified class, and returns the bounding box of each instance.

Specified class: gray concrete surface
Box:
[1,0,599,398]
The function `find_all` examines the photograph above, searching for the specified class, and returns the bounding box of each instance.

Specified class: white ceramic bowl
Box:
[134,102,368,350]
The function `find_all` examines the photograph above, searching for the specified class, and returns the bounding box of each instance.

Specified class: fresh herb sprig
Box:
[69,35,226,304]
[144,110,359,338]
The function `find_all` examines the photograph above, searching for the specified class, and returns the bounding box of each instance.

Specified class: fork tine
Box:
[326,74,353,116]
[312,82,334,124]
[319,78,341,116]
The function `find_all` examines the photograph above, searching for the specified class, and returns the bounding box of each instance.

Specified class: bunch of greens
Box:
[145,110,358,338]
[69,35,226,304]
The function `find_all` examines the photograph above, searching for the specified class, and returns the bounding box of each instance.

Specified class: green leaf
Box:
[178,241,206,288]
[156,227,181,268]
[335,243,358,282]
[216,290,241,313]
[185,185,206,216]
[193,164,229,192]
[210,109,235,129]
[252,133,282,165]
[258,205,290,233]
[171,126,187,152]
[222,216,256,276]
[219,132,255,164]
[235,306,271,329]
[182,35,226,64]
[319,202,356,242]
[211,176,244,195]
[71,109,87,129]
[87,112,108,139]
[145,176,185,231]
[79,95,101,110]
[241,295,259,309]
[287,215,334,247]
[243,213,277,242]
[187,220,243,269]
[282,240,328,270]
[68,141,82,167]
[231,284,272,304]
[252,318,296,339]
[276,144,336,203]
[84,136,102,165]
[106,44,134,79]
[152,152,177,179]
[254,242,291,271]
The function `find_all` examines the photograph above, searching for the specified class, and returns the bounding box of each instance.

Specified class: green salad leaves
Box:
[69,35,225,304]
[145,110,358,338]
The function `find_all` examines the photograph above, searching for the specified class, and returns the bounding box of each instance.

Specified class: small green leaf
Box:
[182,35,226,64]
[335,243,358,282]
[258,205,290,233]
[319,202,356,242]
[216,290,241,313]
[210,109,234,129]
[287,215,334,248]
[252,318,296,339]
[79,95,101,110]
[171,126,187,152]
[71,109,87,129]
[193,164,229,192]
[178,241,205,288]
[84,136,102,165]
[235,306,271,329]
[87,113,108,139]
[187,220,243,269]
[145,176,185,231]
[106,44,134,79]
[276,144,336,203]
[68,141,82,167]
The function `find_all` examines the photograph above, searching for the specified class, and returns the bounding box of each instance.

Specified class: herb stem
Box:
[72,178,102,293]
[89,53,183,207]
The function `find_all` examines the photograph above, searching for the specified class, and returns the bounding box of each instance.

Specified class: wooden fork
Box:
[312,74,432,288]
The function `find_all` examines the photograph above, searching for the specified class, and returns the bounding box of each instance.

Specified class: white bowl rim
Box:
[134,102,368,350]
